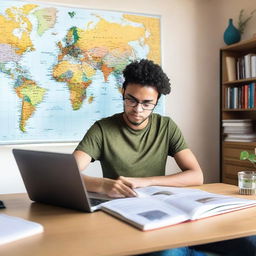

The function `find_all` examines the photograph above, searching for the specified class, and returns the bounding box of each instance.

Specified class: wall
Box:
[219,0,256,41]
[2,0,255,194]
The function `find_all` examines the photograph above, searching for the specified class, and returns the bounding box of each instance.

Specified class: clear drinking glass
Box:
[238,171,256,195]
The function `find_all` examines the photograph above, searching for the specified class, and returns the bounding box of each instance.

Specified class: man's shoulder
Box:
[151,113,174,124]
[96,113,122,126]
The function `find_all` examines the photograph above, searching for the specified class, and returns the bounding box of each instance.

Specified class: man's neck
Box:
[122,113,149,130]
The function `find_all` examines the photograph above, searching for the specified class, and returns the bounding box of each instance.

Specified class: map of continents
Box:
[0,1,161,144]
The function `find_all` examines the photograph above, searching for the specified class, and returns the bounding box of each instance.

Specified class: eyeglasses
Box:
[123,97,156,110]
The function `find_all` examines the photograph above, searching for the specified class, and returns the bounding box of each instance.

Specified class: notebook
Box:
[0,214,43,245]
[12,149,111,212]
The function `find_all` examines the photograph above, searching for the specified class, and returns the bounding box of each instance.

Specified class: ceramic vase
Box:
[223,19,241,45]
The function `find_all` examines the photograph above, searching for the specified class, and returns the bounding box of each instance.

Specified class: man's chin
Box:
[123,112,149,128]
[129,120,141,126]
[127,117,145,126]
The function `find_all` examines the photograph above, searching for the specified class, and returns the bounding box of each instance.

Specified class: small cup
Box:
[238,171,256,195]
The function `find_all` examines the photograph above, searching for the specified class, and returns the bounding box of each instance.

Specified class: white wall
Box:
[1,0,255,194]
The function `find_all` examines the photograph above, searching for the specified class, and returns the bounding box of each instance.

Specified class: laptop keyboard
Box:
[89,198,109,206]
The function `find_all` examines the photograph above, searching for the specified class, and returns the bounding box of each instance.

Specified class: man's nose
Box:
[133,103,144,112]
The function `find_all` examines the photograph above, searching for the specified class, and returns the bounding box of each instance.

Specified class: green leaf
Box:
[248,154,256,163]
[240,151,249,160]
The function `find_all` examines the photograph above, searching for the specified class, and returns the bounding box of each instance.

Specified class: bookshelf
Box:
[220,38,256,185]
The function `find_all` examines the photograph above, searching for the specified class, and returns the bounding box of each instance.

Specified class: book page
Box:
[134,186,200,198]
[101,197,189,230]
[101,188,256,230]
[160,191,256,220]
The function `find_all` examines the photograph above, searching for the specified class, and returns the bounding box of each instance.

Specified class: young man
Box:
[74,59,256,256]
[73,59,203,198]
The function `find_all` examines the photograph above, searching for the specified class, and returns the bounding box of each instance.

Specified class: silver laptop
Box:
[12,149,111,212]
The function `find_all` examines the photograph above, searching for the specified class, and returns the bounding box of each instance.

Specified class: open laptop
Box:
[12,149,112,212]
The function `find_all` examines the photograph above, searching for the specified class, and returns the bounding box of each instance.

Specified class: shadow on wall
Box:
[193,0,223,183]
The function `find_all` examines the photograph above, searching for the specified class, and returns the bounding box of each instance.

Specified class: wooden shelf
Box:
[223,77,256,85]
[220,38,256,185]
[222,108,256,111]
[221,37,256,51]
[223,141,256,146]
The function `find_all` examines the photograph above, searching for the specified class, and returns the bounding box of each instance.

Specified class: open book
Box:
[101,186,256,231]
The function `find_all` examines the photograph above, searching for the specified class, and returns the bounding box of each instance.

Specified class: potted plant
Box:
[239,151,256,194]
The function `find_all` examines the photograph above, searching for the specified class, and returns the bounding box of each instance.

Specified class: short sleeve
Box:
[168,120,188,157]
[75,122,103,161]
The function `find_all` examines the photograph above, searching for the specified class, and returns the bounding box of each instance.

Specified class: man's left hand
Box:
[118,176,152,189]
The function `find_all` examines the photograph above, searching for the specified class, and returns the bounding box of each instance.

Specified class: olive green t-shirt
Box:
[75,113,187,179]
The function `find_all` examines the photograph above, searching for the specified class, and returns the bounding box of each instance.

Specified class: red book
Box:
[244,84,249,109]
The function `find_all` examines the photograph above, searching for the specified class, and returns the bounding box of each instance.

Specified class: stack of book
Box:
[223,119,256,142]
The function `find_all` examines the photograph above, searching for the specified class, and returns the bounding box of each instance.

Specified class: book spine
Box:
[236,58,240,80]
[227,87,230,109]
[241,85,245,109]
[238,86,242,109]
[244,54,252,79]
[233,87,238,109]
[249,83,255,108]
[244,84,249,109]
[254,83,256,108]
[251,55,256,78]
[230,87,234,109]
[248,84,251,108]
[226,56,236,81]
[242,57,245,79]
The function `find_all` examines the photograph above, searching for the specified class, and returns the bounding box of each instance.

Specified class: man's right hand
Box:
[73,151,137,198]
[100,178,137,198]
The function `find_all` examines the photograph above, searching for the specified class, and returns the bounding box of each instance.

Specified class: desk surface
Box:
[1,183,256,256]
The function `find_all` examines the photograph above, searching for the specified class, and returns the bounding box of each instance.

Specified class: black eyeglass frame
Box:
[123,97,157,110]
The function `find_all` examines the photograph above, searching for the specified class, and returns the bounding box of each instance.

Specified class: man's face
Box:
[123,83,158,130]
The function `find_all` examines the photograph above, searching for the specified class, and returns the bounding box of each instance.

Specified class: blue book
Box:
[249,83,255,108]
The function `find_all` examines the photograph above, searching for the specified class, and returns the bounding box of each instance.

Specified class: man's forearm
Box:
[149,169,204,187]
[82,175,104,193]
[120,169,204,188]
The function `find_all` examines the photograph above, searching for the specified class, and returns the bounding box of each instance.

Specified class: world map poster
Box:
[0,1,162,144]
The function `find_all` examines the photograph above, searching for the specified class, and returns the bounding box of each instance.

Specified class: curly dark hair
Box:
[122,59,171,98]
